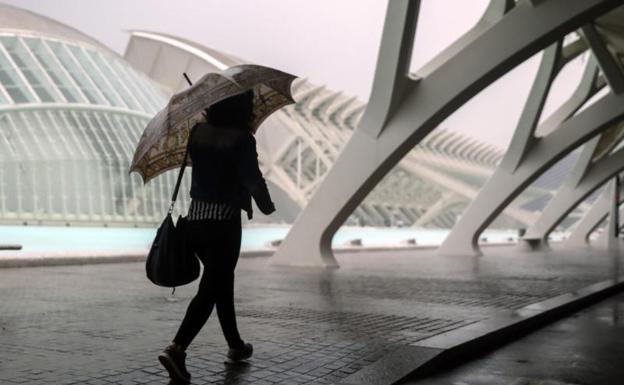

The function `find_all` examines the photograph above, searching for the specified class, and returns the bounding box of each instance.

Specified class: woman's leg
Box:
[172,263,219,350]
[215,217,244,349]
[216,269,244,348]
[172,222,221,351]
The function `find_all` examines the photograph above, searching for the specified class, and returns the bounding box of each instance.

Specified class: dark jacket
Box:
[188,122,275,219]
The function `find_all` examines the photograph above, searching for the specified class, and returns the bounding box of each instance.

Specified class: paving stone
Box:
[1,246,619,384]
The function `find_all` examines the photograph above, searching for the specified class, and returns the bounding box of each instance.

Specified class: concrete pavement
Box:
[0,246,621,384]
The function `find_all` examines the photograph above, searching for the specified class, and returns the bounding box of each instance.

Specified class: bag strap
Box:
[168,127,193,214]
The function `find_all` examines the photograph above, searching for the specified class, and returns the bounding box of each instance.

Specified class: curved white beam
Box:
[565,177,624,246]
[0,103,153,119]
[439,52,601,256]
[524,137,624,245]
[440,90,624,256]
[272,0,622,266]
[129,31,229,71]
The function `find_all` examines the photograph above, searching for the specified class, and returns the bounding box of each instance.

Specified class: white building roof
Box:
[0,3,115,55]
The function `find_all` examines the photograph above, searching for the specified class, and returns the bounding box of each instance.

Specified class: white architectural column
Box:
[581,23,624,93]
[439,89,624,256]
[594,178,622,250]
[565,182,624,246]
[516,19,624,248]
[413,193,463,227]
[272,0,622,266]
[523,140,624,246]
[606,177,620,250]
[437,40,599,255]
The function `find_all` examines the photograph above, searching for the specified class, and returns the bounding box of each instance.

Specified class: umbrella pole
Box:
[183,73,207,121]
[183,72,193,86]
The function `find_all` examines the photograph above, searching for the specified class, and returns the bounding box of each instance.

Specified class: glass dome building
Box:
[0,4,189,226]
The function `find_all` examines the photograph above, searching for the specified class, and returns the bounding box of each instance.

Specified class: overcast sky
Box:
[2,0,587,150]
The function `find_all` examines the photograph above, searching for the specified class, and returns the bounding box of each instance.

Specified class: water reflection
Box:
[222,361,252,384]
[167,361,252,385]
[611,299,620,325]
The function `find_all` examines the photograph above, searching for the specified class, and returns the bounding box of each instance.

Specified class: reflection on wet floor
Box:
[1,246,622,384]
[407,292,624,385]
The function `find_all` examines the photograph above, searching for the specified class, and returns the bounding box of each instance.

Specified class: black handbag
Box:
[145,142,199,292]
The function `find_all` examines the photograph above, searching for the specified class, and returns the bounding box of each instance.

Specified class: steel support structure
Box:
[273,0,623,266]
[514,14,624,248]
[565,178,624,246]
[523,139,624,246]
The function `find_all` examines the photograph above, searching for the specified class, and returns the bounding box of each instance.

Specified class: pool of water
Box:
[0,224,531,254]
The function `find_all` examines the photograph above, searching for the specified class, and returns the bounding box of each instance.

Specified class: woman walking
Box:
[158,90,276,384]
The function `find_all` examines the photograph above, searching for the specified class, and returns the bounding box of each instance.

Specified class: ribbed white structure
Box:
[0,4,191,226]
[125,30,578,229]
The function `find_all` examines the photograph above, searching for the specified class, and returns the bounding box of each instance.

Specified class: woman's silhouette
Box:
[158,90,275,384]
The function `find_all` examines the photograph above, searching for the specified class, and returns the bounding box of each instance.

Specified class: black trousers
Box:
[173,215,244,350]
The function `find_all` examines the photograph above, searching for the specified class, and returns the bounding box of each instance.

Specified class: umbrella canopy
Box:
[129,64,297,183]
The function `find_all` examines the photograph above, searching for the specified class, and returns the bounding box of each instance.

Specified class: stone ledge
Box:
[334,275,624,385]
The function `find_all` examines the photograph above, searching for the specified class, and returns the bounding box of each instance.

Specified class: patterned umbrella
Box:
[129,64,297,183]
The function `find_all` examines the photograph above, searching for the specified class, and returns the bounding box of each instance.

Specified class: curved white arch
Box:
[0,103,154,120]
[129,31,229,71]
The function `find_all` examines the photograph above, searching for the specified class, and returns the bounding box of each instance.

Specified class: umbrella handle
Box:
[183,72,193,86]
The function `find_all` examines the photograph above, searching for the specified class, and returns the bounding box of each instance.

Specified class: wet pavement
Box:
[405,291,624,385]
[0,245,621,384]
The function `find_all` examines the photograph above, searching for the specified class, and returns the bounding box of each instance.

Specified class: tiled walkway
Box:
[0,246,620,384]
[407,291,624,385]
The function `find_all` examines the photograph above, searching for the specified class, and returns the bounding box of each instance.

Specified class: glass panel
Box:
[82,112,115,216]
[0,114,17,158]
[127,116,143,142]
[10,112,41,214]
[0,116,18,213]
[109,59,161,112]
[86,112,117,157]
[3,113,32,157]
[130,179,146,217]
[37,111,66,160]
[0,37,60,103]
[67,46,124,107]
[108,114,135,155]
[133,69,168,110]
[0,46,36,103]
[123,116,142,153]
[88,51,140,110]
[97,114,128,217]
[47,41,105,104]
[57,111,94,216]
[118,66,155,112]
[123,116,148,219]
[0,87,8,104]
[51,111,85,158]
[18,111,51,218]
[22,111,52,159]
[95,114,121,155]
[70,111,108,216]
[63,111,95,157]
[28,109,69,217]
[73,112,106,158]
[23,38,85,103]
[112,62,167,112]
